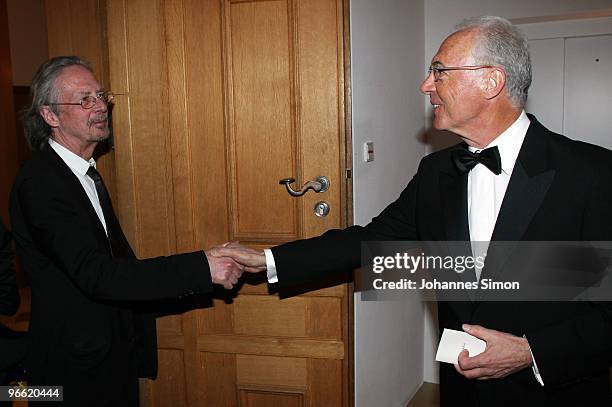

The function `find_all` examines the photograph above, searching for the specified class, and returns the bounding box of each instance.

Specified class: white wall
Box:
[523,17,612,149]
[350,0,426,406]
[425,0,612,70]
[422,0,612,384]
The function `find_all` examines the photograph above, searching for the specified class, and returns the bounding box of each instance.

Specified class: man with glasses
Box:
[217,16,612,406]
[9,56,243,406]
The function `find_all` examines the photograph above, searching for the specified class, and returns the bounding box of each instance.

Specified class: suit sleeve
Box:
[13,177,213,302]
[526,154,612,387]
[0,220,19,316]
[272,163,420,287]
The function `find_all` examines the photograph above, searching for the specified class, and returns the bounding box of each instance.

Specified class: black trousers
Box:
[0,326,27,407]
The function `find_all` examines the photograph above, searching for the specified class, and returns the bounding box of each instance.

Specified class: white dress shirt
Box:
[468,110,530,279]
[49,139,108,235]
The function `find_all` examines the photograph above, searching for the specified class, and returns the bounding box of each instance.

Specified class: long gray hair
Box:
[21,56,92,151]
[455,16,532,108]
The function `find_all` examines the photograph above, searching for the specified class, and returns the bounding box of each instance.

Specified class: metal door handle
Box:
[279,176,330,197]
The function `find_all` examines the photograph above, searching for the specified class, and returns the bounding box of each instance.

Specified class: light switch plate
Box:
[363,141,374,162]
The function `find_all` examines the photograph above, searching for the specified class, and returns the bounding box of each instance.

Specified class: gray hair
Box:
[21,56,93,151]
[455,16,531,108]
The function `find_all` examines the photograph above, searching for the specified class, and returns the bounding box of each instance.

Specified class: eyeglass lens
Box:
[81,93,114,109]
[428,67,441,80]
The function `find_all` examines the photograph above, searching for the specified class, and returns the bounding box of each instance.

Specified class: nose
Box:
[420,71,435,94]
[93,97,108,113]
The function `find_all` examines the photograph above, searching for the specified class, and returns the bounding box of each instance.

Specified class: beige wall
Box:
[425,0,612,72]
[351,0,426,406]
[7,0,48,86]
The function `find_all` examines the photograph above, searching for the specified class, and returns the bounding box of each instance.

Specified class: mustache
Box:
[87,116,108,127]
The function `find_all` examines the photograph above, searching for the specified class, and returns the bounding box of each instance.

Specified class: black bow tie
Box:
[452,146,502,175]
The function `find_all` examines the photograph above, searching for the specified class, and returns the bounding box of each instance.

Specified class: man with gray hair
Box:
[218,16,612,405]
[10,56,243,406]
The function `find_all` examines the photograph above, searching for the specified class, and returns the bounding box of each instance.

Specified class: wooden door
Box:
[106,0,352,406]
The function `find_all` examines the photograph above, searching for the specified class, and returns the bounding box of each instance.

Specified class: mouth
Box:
[89,117,108,127]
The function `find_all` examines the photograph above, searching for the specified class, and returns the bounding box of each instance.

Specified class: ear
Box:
[481,67,506,100]
[39,106,60,128]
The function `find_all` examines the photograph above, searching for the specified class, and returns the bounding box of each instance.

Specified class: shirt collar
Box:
[49,138,96,176]
[469,110,530,175]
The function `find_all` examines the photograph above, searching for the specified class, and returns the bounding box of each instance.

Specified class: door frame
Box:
[341,0,355,404]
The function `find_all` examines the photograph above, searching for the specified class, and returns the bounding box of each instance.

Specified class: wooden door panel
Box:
[240,280,347,297]
[225,0,298,240]
[118,0,178,258]
[152,350,189,407]
[197,335,344,359]
[223,0,345,243]
[240,392,304,407]
[106,0,350,405]
[232,295,342,339]
[200,353,238,406]
[182,0,231,251]
[157,314,183,334]
[196,295,344,340]
[237,355,307,388]
[295,0,345,239]
[235,356,342,407]
[309,359,343,406]
[233,296,308,337]
[198,298,234,334]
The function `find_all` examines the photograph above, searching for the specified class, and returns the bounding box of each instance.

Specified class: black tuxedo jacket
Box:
[271,116,612,406]
[10,144,213,406]
[0,218,26,381]
[0,219,18,316]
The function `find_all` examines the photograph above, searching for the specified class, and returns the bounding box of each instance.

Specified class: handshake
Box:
[204,242,269,289]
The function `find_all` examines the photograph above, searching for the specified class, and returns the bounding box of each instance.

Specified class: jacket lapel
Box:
[477,115,556,292]
[440,171,470,243]
[439,146,478,305]
[41,144,111,249]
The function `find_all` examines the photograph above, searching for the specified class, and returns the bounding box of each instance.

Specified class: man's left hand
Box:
[455,324,533,380]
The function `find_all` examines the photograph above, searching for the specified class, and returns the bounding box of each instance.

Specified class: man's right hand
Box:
[210,242,267,273]
[204,251,244,289]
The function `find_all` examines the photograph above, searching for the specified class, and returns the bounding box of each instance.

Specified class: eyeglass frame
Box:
[45,91,122,110]
[427,64,498,82]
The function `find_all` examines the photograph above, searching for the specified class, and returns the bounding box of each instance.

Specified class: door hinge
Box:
[345,169,352,179]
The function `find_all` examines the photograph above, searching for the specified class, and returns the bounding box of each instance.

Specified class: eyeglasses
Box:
[427,65,496,81]
[47,91,119,110]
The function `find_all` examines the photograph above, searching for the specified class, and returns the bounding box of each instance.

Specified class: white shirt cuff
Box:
[264,249,278,284]
[523,334,544,386]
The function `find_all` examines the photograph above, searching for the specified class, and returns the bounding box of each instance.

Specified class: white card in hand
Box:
[435,328,486,364]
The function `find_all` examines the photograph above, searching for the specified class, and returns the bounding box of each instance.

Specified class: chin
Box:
[432,118,448,131]
[94,133,110,142]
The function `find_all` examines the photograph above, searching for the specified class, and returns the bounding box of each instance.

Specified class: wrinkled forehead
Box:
[54,66,102,97]
[431,29,478,66]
